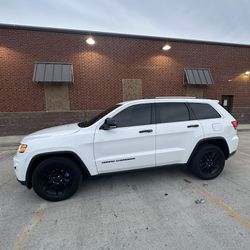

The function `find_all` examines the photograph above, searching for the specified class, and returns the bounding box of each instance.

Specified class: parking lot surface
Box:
[0,132,250,250]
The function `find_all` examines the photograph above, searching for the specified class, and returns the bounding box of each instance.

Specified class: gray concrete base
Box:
[0,133,250,250]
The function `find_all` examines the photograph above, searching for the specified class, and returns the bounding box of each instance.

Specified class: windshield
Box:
[78,104,120,127]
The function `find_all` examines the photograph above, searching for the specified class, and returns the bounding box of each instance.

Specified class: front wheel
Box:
[32,157,82,201]
[190,144,225,180]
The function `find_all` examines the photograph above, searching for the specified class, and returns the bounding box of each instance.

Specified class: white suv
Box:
[14,97,239,201]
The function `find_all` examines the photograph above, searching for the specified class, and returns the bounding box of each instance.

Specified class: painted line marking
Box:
[189,180,250,231]
[13,202,47,250]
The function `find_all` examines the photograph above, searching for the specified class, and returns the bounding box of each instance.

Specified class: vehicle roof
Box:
[119,97,219,105]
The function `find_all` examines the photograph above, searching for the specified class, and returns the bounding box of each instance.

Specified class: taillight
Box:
[231,121,238,129]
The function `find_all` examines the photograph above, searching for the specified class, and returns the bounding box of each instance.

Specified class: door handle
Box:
[139,129,153,133]
[187,124,199,128]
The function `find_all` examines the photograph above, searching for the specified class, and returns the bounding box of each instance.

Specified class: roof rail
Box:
[155,96,197,99]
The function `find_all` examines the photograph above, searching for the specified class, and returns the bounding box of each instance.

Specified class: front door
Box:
[94,104,156,173]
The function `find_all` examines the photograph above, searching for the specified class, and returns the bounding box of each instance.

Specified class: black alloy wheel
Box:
[190,144,225,180]
[32,157,82,201]
[199,151,223,176]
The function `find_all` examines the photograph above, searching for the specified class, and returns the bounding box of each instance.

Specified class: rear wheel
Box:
[32,157,82,201]
[190,144,225,180]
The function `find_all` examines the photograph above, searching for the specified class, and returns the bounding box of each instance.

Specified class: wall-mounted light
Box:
[86,37,95,45]
[162,44,171,51]
[244,71,250,76]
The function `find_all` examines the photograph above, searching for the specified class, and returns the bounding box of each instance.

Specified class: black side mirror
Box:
[101,118,117,130]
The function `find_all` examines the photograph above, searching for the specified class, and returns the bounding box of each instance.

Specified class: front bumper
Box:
[13,153,30,184]
[16,178,27,186]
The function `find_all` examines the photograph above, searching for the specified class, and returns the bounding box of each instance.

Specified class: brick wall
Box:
[0,111,101,136]
[0,26,250,135]
[232,107,250,124]
[0,108,247,136]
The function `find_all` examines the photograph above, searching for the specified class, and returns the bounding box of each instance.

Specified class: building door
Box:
[221,95,233,113]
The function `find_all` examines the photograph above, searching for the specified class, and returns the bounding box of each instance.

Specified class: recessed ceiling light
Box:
[86,37,95,45]
[162,44,171,51]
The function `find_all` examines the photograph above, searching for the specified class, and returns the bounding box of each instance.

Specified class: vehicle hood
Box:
[22,123,81,141]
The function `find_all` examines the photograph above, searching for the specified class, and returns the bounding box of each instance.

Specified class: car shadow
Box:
[76,164,193,196]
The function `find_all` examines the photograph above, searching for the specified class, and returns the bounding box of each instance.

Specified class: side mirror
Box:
[101,118,117,130]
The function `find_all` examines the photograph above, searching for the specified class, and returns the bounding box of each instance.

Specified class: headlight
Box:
[18,144,28,153]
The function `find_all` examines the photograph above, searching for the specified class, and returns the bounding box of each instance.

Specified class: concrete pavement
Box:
[0,132,250,250]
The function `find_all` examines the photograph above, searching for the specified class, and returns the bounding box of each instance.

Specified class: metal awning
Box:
[184,68,214,85]
[33,62,73,82]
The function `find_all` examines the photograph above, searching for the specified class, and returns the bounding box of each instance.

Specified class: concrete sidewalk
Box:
[0,124,250,147]
[238,124,250,131]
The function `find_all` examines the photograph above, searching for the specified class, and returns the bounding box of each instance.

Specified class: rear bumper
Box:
[229,135,239,154]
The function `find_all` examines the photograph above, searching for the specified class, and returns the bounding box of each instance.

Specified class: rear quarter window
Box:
[189,103,221,120]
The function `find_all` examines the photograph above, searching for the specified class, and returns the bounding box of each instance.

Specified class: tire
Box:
[32,157,82,201]
[190,144,225,180]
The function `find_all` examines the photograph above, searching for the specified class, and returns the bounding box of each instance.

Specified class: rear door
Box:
[94,103,156,173]
[155,102,203,166]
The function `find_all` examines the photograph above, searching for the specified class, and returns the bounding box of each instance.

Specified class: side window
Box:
[113,104,152,127]
[189,103,221,119]
[156,103,190,123]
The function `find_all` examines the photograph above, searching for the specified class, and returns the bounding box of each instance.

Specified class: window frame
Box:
[111,103,154,128]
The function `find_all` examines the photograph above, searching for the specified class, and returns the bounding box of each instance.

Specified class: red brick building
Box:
[0,24,250,135]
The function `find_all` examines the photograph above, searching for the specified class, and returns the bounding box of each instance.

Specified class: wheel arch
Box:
[26,151,91,189]
[187,137,230,165]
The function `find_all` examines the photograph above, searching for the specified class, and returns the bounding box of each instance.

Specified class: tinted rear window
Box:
[189,103,221,119]
[156,103,190,123]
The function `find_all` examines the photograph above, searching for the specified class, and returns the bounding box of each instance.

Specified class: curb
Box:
[238,129,250,132]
